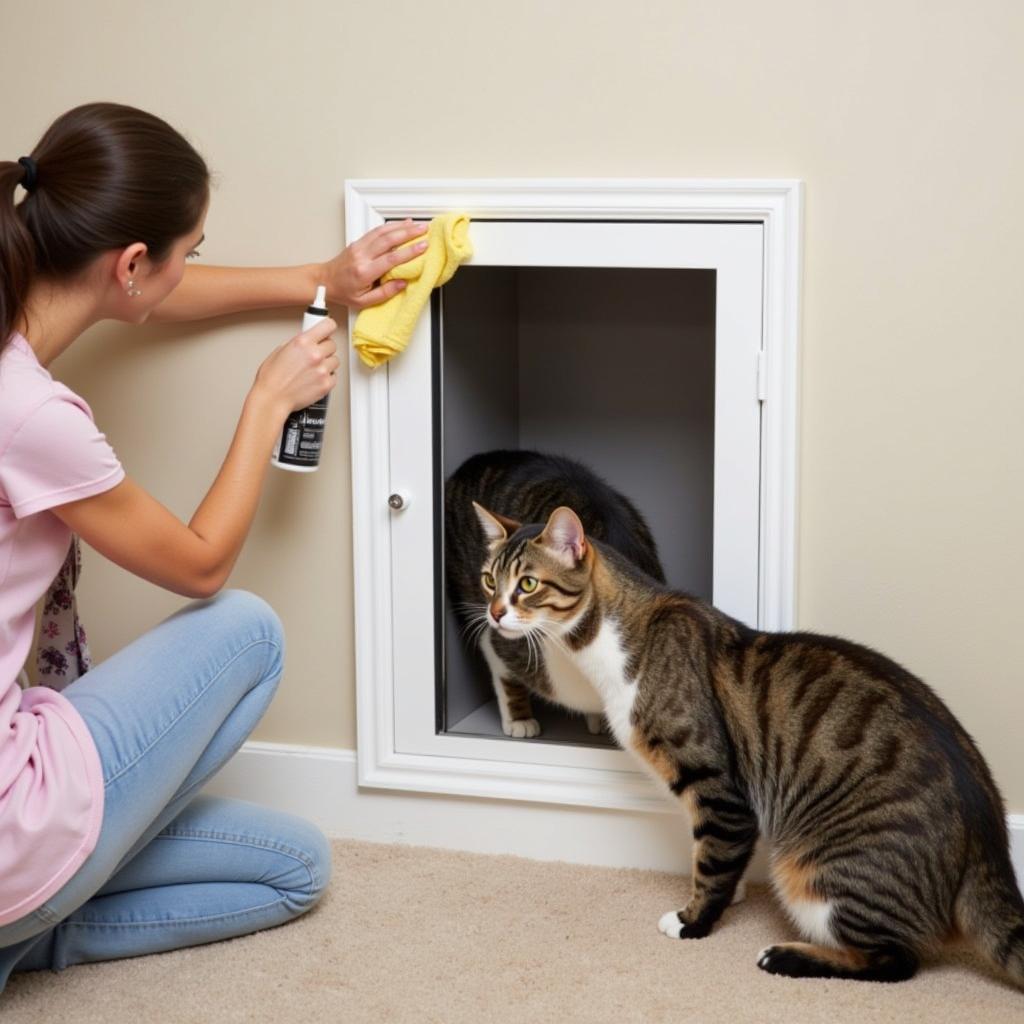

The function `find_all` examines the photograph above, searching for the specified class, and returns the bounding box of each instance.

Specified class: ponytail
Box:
[1,103,210,355]
[0,159,37,354]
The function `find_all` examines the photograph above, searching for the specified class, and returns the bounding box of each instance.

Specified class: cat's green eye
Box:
[519,576,539,593]
[482,572,496,592]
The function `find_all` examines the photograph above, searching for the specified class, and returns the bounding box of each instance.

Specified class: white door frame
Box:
[345,179,802,811]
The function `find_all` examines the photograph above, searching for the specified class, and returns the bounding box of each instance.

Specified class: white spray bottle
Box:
[271,285,330,472]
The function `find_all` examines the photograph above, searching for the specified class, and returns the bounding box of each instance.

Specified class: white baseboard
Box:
[202,742,1024,890]
[201,740,735,876]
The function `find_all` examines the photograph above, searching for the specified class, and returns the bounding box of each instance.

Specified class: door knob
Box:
[388,492,410,511]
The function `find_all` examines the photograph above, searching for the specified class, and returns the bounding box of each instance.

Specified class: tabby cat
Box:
[466,501,1024,985]
[445,449,665,738]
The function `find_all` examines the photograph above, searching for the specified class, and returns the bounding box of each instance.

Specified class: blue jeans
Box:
[0,590,331,994]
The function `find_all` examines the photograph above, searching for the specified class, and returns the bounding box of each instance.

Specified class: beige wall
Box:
[4,2,1023,803]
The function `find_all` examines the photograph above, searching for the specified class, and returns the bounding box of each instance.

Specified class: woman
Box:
[0,102,427,991]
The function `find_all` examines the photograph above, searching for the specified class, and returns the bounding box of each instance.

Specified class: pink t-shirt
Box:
[0,333,123,926]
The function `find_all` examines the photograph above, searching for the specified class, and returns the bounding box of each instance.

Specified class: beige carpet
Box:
[3,839,1023,1023]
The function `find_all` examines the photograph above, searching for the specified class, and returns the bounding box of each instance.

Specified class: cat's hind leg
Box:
[480,632,541,738]
[761,851,922,982]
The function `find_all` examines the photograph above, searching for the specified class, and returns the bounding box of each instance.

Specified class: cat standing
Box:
[467,500,1024,985]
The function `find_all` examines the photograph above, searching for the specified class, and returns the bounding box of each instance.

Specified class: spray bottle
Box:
[271,285,330,472]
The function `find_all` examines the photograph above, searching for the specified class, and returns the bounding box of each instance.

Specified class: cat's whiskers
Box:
[523,628,540,674]
[451,600,487,619]
[463,614,492,650]
[458,611,487,638]
[530,621,571,658]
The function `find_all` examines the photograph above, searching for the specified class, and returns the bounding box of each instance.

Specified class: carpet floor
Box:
[3,839,1023,1023]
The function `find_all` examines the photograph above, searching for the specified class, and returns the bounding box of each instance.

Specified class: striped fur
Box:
[462,503,1024,987]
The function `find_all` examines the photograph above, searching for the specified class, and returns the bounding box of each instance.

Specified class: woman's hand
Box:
[322,219,429,310]
[147,220,430,323]
[252,316,340,419]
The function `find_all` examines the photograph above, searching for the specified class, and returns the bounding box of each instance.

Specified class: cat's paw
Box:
[756,944,818,977]
[657,910,712,940]
[503,718,541,738]
[585,713,606,735]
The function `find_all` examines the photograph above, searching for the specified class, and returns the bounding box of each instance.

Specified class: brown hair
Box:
[0,102,210,353]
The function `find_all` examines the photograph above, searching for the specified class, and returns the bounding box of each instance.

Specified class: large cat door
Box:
[346,180,801,810]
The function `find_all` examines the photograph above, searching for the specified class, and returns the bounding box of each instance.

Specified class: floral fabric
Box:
[37,536,92,688]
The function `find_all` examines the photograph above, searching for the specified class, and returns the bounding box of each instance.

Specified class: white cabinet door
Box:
[386,219,763,766]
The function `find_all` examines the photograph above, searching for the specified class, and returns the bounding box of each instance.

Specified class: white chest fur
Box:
[540,637,604,714]
[544,618,635,743]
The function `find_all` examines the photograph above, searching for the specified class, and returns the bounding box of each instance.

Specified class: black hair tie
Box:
[17,156,38,193]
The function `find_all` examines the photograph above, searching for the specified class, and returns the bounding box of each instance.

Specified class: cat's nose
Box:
[490,603,507,624]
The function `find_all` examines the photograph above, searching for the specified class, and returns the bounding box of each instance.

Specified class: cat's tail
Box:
[956,857,1024,988]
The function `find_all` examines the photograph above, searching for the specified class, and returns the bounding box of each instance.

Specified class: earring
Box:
[127,279,142,297]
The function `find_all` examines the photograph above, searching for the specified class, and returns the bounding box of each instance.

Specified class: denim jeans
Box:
[0,590,331,994]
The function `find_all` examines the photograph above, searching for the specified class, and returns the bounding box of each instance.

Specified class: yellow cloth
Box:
[352,212,473,368]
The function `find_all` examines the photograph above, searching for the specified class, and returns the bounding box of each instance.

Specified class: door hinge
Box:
[756,350,767,402]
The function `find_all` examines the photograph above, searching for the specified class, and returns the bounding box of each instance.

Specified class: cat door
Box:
[346,180,801,810]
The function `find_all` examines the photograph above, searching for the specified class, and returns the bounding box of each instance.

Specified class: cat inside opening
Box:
[446,450,666,740]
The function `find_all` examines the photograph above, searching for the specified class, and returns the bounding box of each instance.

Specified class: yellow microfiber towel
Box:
[352,212,473,368]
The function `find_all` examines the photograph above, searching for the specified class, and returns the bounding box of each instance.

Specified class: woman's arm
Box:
[148,220,430,324]
[51,318,339,597]
[52,390,283,597]
[147,263,324,323]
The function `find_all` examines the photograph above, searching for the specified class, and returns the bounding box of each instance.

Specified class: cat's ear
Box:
[472,502,520,545]
[538,506,587,568]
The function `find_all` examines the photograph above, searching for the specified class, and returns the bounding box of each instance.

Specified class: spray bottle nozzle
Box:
[311,285,327,312]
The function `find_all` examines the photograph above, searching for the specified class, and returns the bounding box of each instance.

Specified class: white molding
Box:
[201,742,1024,891]
[344,178,802,225]
[758,180,804,632]
[345,178,803,808]
[362,743,674,814]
